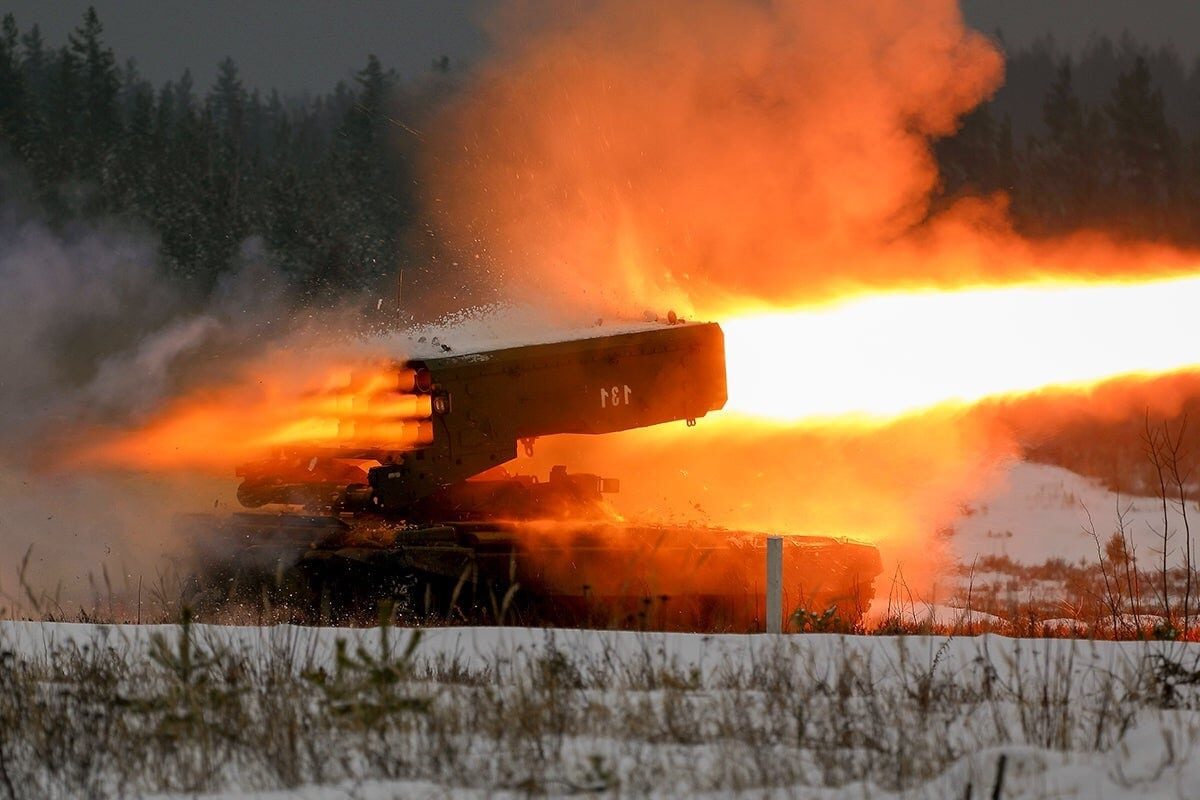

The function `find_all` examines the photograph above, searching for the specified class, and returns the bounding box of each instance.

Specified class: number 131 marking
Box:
[601,384,632,408]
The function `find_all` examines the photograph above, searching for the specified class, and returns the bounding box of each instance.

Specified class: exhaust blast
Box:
[0,203,304,612]
[424,0,1200,600]
[13,0,1200,622]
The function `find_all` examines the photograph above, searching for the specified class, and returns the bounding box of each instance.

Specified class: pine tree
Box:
[1106,56,1176,223]
[40,44,83,194]
[173,68,194,116]
[19,23,45,93]
[17,23,47,165]
[153,70,213,285]
[323,54,403,297]
[210,57,245,143]
[346,54,387,150]
[0,14,27,152]
[1034,61,1109,229]
[68,6,120,181]
[116,60,155,213]
[936,104,1001,195]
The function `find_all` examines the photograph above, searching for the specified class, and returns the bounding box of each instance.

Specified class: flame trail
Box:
[70,356,432,473]
[721,274,1200,423]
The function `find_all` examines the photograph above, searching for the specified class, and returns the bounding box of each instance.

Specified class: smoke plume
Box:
[0,194,295,609]
[422,0,1200,598]
[428,0,1007,312]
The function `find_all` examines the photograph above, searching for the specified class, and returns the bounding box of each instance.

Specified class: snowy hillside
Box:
[953,461,1195,566]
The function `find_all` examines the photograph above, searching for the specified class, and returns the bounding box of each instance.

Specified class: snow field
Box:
[954,462,1195,567]
[1,621,1198,798]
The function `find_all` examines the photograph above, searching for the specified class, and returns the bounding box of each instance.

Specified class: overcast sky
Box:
[1,0,489,94]
[4,1,1200,95]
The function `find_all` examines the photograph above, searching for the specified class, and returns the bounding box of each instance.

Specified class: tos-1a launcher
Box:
[187,322,881,630]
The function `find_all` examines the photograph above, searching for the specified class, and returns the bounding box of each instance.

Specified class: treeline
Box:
[6,9,1200,303]
[0,8,453,303]
[938,34,1200,242]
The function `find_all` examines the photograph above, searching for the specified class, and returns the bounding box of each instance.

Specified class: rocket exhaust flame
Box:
[73,361,435,472]
[73,270,1200,480]
[722,274,1200,423]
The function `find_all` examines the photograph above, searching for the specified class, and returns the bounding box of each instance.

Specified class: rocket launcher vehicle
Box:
[188,322,882,629]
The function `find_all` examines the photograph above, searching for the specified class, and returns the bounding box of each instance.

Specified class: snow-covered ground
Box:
[953,461,1193,567]
[3,620,1198,798]
[907,461,1200,630]
[3,463,1196,797]
[385,304,678,360]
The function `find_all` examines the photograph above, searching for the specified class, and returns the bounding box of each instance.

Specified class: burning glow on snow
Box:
[721,274,1200,422]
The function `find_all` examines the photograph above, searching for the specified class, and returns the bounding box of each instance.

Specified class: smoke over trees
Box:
[938,35,1200,243]
[3,8,1200,305]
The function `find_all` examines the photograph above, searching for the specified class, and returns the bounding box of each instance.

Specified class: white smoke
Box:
[0,191,293,614]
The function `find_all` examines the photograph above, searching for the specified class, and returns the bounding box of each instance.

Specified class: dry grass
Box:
[0,616,1198,797]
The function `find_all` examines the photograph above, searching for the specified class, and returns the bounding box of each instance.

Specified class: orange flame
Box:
[72,358,431,473]
[722,274,1200,424]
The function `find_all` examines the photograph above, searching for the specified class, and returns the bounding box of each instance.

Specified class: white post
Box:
[766,536,783,633]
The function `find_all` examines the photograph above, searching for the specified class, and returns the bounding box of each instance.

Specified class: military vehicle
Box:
[187,321,882,629]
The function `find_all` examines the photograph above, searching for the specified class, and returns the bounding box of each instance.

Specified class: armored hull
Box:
[186,512,881,630]
[187,321,883,630]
